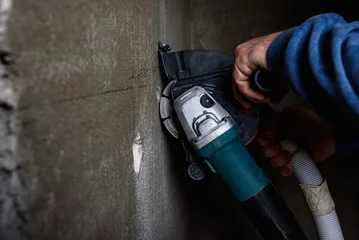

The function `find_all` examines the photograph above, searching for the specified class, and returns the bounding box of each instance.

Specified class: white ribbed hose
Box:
[281,140,344,240]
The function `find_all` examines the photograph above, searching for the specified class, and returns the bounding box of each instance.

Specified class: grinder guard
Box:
[158,42,260,180]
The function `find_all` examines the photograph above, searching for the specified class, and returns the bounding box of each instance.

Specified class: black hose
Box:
[242,184,307,240]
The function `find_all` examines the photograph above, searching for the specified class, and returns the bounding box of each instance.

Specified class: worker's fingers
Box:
[279,164,294,177]
[233,32,283,104]
[258,141,294,177]
[233,58,253,79]
[232,63,270,103]
[232,80,251,109]
[261,143,281,158]
[237,81,270,103]
[269,150,291,168]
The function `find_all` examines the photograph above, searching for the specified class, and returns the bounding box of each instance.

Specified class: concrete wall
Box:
[7,0,359,239]
[10,0,191,239]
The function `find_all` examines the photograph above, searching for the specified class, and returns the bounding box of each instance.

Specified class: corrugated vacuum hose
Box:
[281,139,345,240]
[252,68,345,239]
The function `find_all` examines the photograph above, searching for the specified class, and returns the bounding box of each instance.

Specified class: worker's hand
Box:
[256,108,335,176]
[233,32,282,109]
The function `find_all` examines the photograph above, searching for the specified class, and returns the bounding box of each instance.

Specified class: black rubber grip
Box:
[242,184,307,240]
[250,69,278,94]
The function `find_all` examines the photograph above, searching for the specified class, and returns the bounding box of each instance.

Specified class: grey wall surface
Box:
[11,0,191,239]
[8,0,359,239]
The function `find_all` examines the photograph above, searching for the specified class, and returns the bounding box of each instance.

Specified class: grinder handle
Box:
[250,69,289,104]
[199,126,307,240]
[199,126,269,202]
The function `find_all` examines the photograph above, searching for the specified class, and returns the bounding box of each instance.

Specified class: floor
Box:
[8,0,359,239]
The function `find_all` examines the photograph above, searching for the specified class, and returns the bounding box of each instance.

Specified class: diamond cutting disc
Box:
[159,80,179,138]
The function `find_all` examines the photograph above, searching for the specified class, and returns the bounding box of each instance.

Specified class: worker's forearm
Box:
[266,13,359,154]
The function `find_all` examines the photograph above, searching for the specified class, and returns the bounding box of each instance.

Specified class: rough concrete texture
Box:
[10,0,191,239]
[6,0,359,239]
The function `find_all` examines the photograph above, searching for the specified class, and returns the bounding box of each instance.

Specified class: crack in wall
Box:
[18,84,150,112]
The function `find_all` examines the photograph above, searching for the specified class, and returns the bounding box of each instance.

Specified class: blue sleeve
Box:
[266,13,359,155]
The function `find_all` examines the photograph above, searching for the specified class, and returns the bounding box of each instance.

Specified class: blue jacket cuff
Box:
[266,27,297,73]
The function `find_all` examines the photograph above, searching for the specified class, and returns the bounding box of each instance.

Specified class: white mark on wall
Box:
[0,0,11,11]
[156,84,161,102]
[132,132,143,174]
[133,84,160,239]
